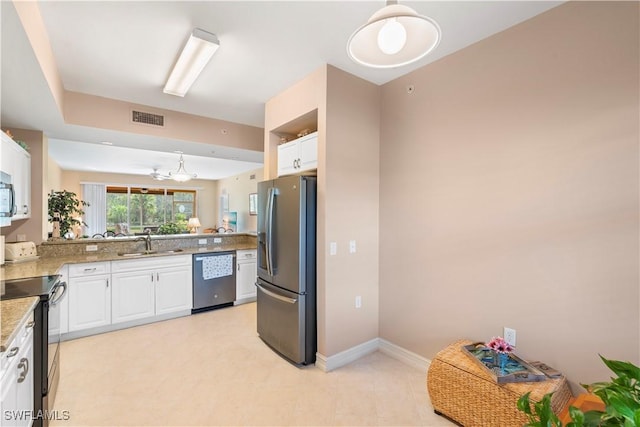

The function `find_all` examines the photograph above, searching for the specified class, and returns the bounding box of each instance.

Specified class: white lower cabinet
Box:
[111,255,192,321]
[111,271,155,323]
[235,249,257,303]
[67,261,111,332]
[1,311,34,427]
[62,255,194,338]
[155,266,192,315]
[68,274,111,332]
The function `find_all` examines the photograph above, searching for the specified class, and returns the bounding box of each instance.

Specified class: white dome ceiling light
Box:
[347,0,441,69]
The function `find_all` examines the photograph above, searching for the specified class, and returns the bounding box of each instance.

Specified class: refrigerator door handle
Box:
[256,282,297,304]
[265,187,278,276]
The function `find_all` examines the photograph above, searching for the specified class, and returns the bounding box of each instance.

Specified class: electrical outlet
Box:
[355,296,362,308]
[504,327,516,347]
[198,239,207,245]
[16,234,26,242]
[213,237,222,244]
[86,245,98,252]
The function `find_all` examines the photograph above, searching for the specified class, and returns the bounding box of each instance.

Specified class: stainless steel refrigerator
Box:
[256,175,316,365]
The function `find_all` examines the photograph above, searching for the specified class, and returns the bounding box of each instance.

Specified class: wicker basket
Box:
[427,340,572,427]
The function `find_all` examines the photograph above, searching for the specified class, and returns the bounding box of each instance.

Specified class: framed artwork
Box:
[249,193,257,215]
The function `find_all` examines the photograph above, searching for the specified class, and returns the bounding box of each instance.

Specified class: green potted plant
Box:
[517,356,640,426]
[157,222,185,235]
[47,190,89,238]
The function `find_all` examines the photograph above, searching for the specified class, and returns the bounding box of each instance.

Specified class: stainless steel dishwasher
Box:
[192,251,236,313]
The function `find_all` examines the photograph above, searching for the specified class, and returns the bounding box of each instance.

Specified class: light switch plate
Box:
[349,240,356,253]
[330,242,337,256]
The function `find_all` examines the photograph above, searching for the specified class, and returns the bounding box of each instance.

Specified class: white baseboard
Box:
[315,338,379,372]
[315,337,431,373]
[378,338,431,372]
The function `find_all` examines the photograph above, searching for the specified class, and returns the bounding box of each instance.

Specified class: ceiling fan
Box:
[149,168,170,181]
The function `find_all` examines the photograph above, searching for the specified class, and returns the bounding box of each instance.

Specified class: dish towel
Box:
[202,254,233,280]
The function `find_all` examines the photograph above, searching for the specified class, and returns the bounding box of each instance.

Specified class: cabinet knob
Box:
[6,347,19,358]
[106,278,110,288]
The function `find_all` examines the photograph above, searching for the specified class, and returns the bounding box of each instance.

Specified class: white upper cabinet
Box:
[277,132,318,176]
[1,131,31,220]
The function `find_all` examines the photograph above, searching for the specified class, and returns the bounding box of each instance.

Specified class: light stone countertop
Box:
[1,242,257,281]
[1,296,38,352]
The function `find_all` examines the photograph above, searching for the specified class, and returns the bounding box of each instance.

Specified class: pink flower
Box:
[486,336,514,354]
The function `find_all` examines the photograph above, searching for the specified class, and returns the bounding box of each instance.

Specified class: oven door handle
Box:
[50,281,67,306]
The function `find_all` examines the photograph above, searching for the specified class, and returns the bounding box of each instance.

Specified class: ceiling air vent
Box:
[132,110,164,127]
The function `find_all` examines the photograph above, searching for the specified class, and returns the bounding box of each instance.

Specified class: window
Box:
[106,186,196,234]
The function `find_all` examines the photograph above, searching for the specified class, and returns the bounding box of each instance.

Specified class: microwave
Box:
[0,170,15,227]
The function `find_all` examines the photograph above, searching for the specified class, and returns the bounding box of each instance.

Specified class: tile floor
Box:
[52,302,455,426]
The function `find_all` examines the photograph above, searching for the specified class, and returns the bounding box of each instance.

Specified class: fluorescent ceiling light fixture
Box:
[163,28,220,97]
[347,0,441,69]
[168,153,197,182]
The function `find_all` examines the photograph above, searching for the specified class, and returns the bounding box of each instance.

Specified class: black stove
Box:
[1,275,60,300]
[1,274,65,427]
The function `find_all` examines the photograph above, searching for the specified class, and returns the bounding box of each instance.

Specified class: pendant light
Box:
[347,0,441,69]
[169,152,197,182]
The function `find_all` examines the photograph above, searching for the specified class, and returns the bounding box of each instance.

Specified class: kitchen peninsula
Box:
[1,233,257,342]
[2,233,256,281]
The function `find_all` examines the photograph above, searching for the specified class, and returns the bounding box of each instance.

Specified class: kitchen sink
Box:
[117,249,184,257]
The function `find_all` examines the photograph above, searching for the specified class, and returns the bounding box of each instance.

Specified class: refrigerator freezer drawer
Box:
[256,278,315,365]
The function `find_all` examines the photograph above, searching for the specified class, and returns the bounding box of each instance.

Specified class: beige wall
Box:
[379,1,639,386]
[47,155,62,193]
[2,128,48,244]
[64,91,263,152]
[322,66,380,355]
[215,168,263,232]
[59,170,218,231]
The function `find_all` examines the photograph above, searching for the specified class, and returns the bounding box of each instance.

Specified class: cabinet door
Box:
[155,266,192,315]
[0,355,18,427]
[14,331,33,427]
[277,141,299,177]
[236,260,257,301]
[12,148,30,220]
[112,271,155,323]
[68,275,111,332]
[297,133,318,172]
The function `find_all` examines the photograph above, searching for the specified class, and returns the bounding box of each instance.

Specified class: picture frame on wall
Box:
[249,193,257,216]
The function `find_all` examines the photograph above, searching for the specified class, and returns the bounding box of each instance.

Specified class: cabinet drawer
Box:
[112,254,191,273]
[69,261,111,277]
[0,311,34,377]
[236,249,257,262]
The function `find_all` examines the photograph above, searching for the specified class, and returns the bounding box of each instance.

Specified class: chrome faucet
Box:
[139,232,152,252]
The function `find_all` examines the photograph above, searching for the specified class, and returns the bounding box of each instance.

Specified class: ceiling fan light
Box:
[168,154,197,182]
[347,2,441,69]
